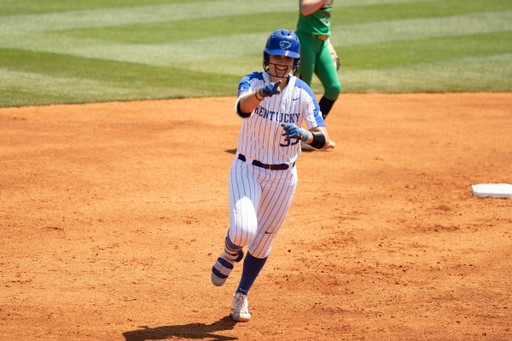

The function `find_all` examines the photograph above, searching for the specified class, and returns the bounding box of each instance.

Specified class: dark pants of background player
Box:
[295,30,341,119]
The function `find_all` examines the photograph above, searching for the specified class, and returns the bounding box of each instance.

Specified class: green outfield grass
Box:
[0,0,511,107]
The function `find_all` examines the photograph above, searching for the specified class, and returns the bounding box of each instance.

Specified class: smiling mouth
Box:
[268,62,291,78]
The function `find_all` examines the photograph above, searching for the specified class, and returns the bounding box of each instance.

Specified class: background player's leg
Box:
[319,97,336,120]
[295,32,332,151]
[315,42,342,120]
[294,32,320,84]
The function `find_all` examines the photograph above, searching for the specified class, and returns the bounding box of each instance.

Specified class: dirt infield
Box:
[1,93,511,341]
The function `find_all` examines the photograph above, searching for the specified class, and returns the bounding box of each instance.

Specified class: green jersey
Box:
[296,0,334,36]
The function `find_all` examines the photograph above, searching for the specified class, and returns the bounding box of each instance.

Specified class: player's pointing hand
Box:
[259,81,282,98]
[281,123,309,141]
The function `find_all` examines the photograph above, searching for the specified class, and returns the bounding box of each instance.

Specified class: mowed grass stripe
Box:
[330,11,512,47]
[1,1,298,35]
[0,0,206,17]
[4,0,509,37]
[0,47,239,87]
[1,11,509,73]
[333,0,440,8]
[54,0,511,44]
[334,53,512,93]
[190,31,512,77]
[0,1,293,35]
[2,51,509,107]
[0,33,269,68]
[0,68,138,107]
[1,30,510,84]
[0,0,454,34]
[332,0,512,26]
[0,48,240,106]
[53,12,299,44]
[339,31,512,69]
[0,0,441,18]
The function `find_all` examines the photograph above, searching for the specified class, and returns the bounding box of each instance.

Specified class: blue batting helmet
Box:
[263,29,301,73]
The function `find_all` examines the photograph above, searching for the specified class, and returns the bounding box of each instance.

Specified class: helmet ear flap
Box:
[263,52,270,72]
[293,57,300,72]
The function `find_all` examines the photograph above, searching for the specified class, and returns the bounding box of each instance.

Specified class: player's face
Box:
[268,54,294,79]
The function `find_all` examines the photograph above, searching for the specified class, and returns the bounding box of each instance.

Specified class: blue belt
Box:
[238,154,294,171]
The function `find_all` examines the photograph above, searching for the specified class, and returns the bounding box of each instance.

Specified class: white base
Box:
[471,183,512,198]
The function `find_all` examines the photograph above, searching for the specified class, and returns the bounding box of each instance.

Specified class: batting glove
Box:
[282,123,309,141]
[259,81,282,98]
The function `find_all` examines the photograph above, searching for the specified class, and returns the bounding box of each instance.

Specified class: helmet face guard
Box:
[263,29,301,78]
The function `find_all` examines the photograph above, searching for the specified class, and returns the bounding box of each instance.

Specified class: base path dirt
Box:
[1,93,511,340]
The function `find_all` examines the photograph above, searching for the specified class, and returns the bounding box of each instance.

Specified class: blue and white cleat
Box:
[232,292,251,322]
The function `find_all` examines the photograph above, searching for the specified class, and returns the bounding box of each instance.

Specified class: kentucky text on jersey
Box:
[254,106,300,123]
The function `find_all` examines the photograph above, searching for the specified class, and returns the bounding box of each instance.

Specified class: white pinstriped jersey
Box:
[235,71,325,164]
[225,71,326,258]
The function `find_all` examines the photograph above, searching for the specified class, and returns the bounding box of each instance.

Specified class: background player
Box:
[211,29,330,322]
[295,0,340,150]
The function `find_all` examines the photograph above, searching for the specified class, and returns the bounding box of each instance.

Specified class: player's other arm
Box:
[300,0,329,16]
[282,124,331,150]
[309,126,330,150]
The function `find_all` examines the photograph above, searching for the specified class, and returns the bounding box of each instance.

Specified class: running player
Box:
[296,0,340,150]
[211,29,330,322]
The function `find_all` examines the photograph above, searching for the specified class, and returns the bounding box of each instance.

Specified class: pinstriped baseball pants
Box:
[227,157,297,259]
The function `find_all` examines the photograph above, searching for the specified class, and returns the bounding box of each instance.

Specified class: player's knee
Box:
[229,228,257,247]
[248,247,272,259]
[325,83,341,101]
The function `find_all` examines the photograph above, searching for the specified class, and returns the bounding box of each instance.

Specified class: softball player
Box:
[296,0,341,149]
[211,29,330,322]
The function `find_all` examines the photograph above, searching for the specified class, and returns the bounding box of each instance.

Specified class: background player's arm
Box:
[300,0,329,16]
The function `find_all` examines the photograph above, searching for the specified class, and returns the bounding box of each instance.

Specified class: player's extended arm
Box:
[237,81,282,118]
[300,0,329,16]
[281,123,330,150]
